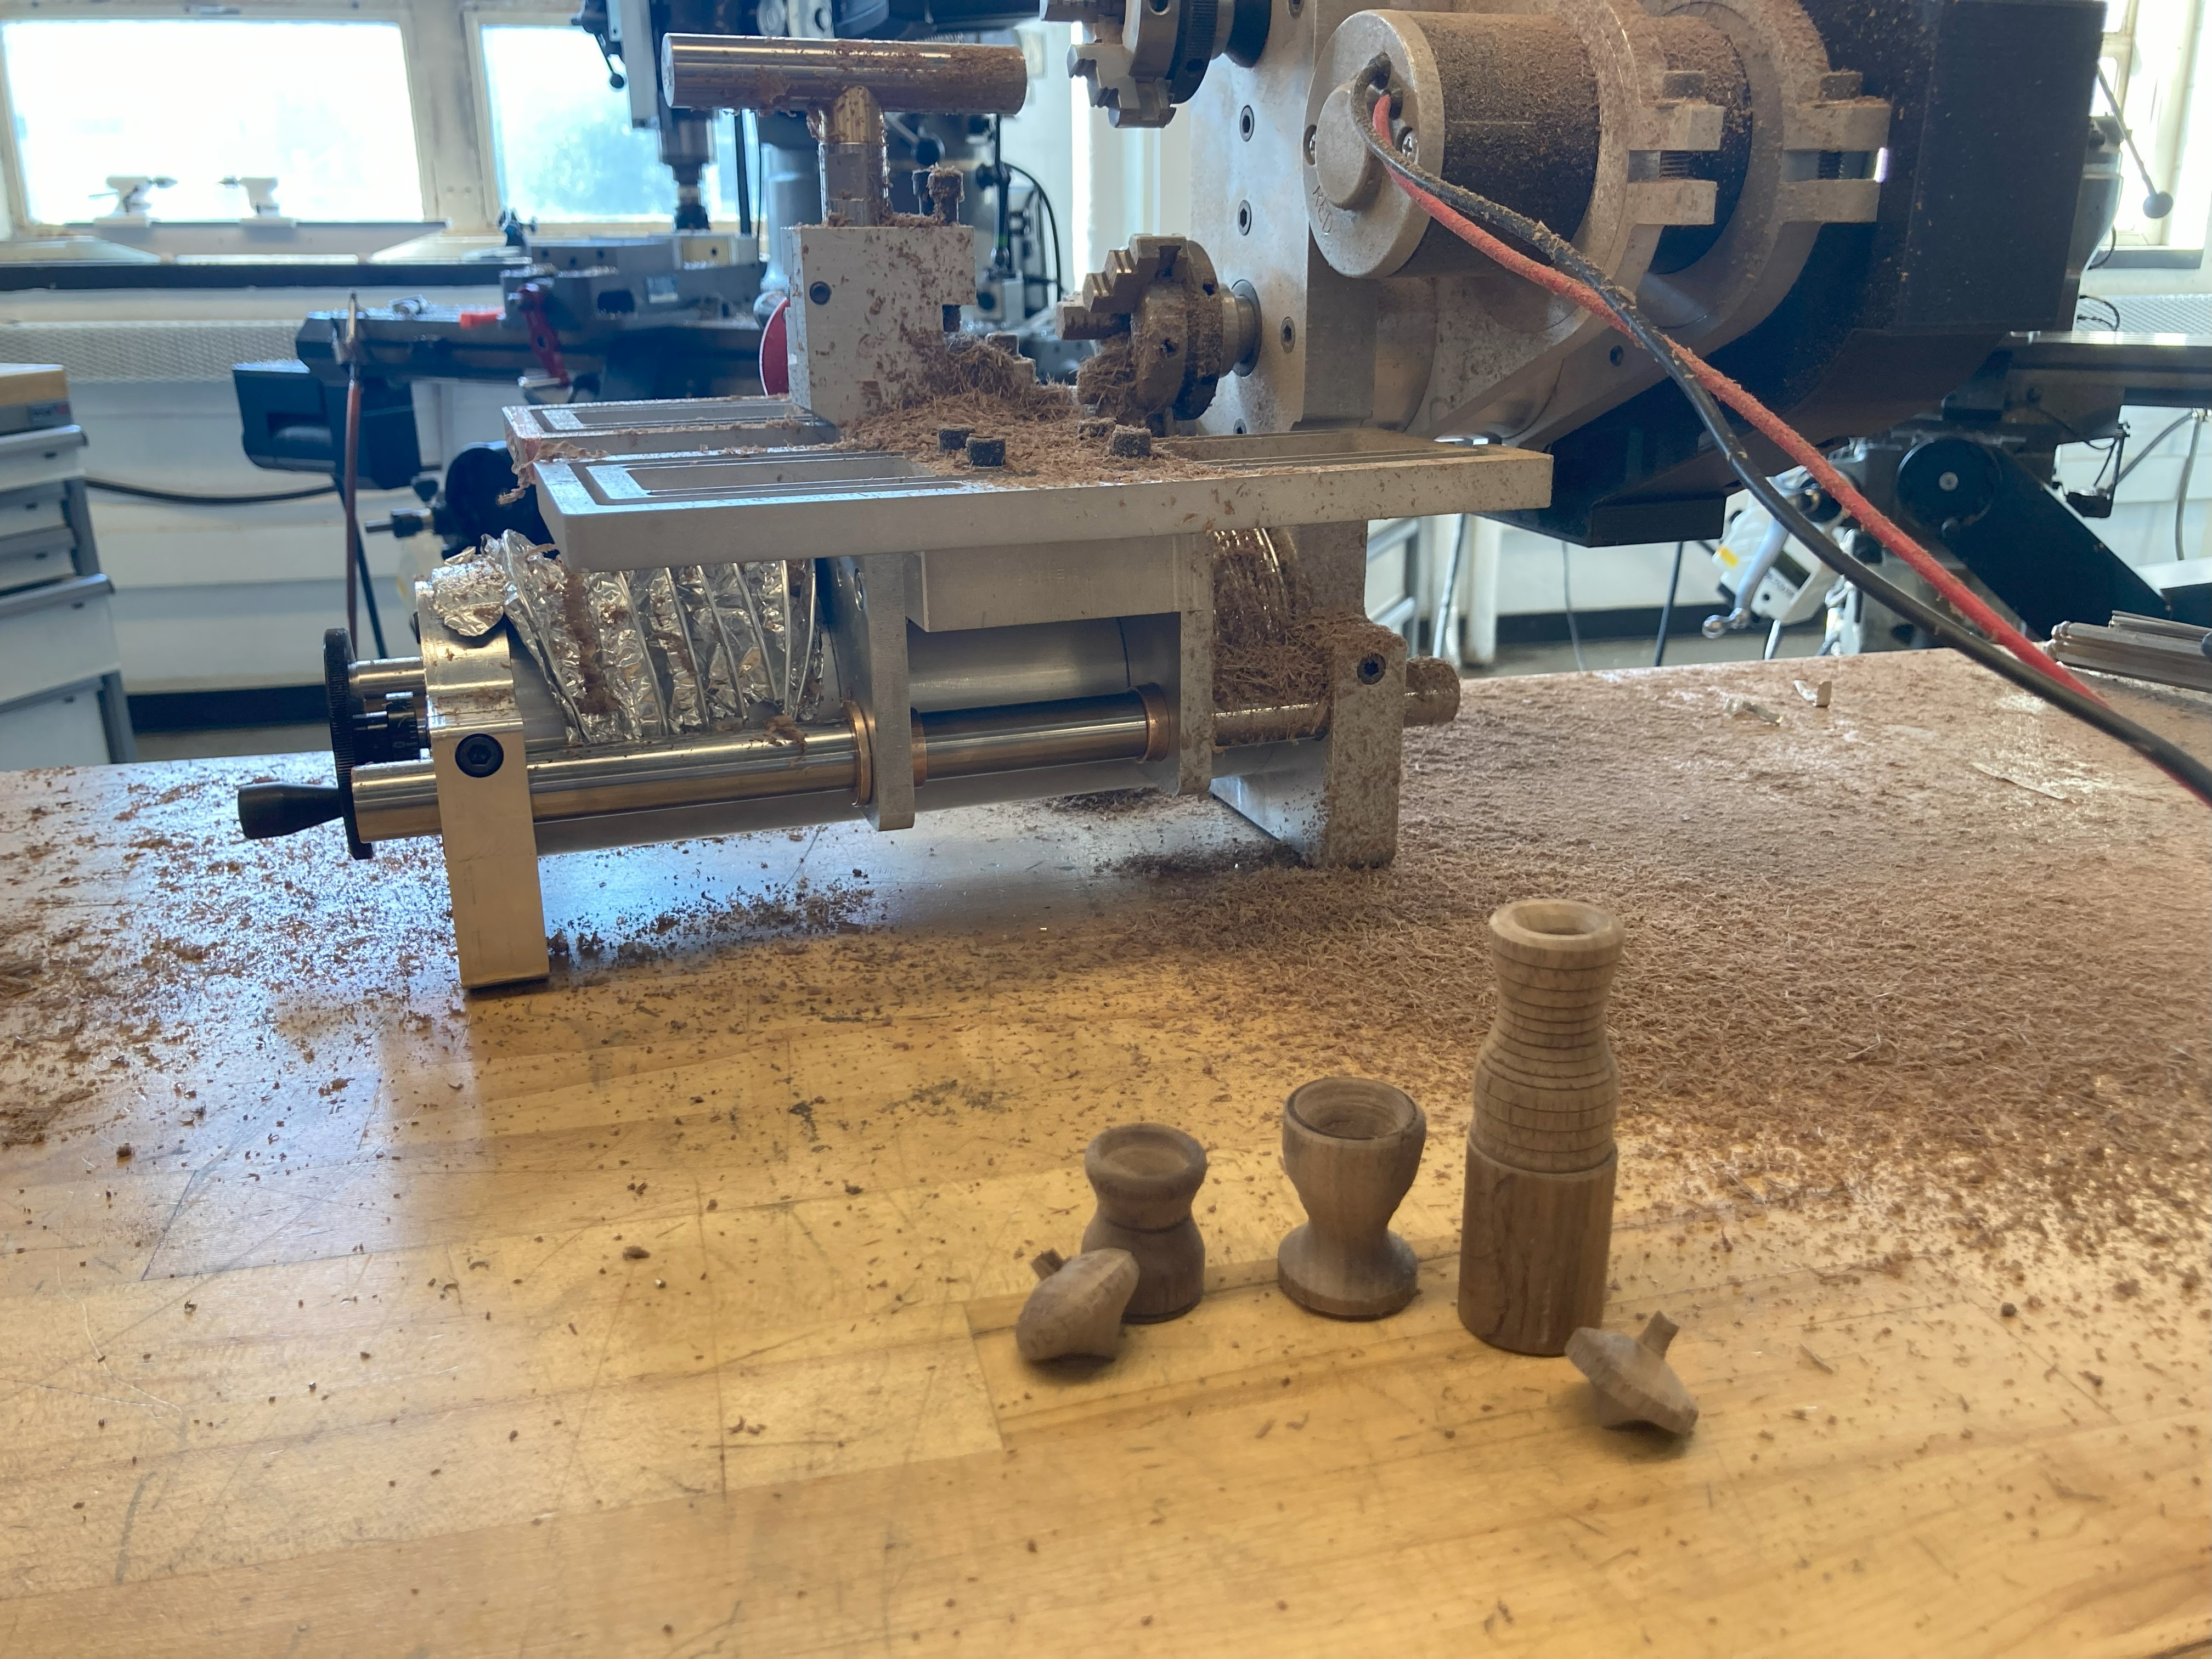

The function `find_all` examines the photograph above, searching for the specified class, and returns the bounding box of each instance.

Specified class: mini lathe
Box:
[238,0,2110,987]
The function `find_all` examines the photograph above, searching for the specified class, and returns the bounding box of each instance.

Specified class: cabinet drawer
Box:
[0,677,110,769]
[0,574,119,703]
[0,425,85,494]
[0,528,77,595]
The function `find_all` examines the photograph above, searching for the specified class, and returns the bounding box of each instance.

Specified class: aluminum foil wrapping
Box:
[634,567,710,735]
[443,529,826,749]
[492,533,624,748]
[580,568,670,742]
[424,550,508,640]
[673,565,753,725]
[699,561,776,719]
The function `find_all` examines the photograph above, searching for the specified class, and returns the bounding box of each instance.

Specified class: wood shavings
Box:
[1,653,2202,1287]
[1969,761,2069,801]
[836,334,1225,485]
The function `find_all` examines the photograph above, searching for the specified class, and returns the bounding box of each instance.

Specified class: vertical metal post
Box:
[826,554,915,830]
[418,595,546,989]
[820,86,888,226]
[1210,522,1408,867]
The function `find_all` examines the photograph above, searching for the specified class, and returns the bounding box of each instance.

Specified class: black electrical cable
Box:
[1654,540,1685,667]
[86,478,337,505]
[339,356,388,659]
[990,117,1012,273]
[1559,540,1587,670]
[2176,413,2203,564]
[2115,411,2198,488]
[1005,162,1065,300]
[2074,294,2122,331]
[1347,67,2212,808]
[730,111,753,242]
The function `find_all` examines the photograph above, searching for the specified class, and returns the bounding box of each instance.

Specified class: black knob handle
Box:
[237,782,345,840]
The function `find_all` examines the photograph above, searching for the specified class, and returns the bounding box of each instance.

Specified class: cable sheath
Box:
[1350,79,2212,806]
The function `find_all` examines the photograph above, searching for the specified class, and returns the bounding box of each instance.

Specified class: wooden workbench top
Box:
[2,651,2206,1657]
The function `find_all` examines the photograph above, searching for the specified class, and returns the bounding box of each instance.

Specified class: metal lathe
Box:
[239,0,2113,988]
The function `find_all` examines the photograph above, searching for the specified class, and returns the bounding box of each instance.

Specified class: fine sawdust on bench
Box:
[3,653,2205,1285]
[1058,654,2210,1268]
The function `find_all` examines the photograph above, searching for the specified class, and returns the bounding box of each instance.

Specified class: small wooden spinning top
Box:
[1015,1248,1139,1363]
[1565,1312,1700,1435]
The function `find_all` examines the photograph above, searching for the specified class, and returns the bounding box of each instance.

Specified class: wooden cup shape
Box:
[1277,1076,1427,1319]
[1080,1123,1209,1322]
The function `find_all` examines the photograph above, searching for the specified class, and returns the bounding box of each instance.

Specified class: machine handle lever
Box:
[238,782,346,840]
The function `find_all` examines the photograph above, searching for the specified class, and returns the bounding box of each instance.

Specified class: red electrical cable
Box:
[1370,100,2097,701]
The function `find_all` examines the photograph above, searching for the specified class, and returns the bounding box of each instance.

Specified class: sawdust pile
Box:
[1047,657,2211,1261]
[1210,528,1404,709]
[1073,336,1140,426]
[1212,527,1319,706]
[838,334,1226,484]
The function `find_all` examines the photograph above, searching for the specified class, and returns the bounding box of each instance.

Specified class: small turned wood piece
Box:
[1080,1123,1207,1322]
[1015,1248,1139,1363]
[926,164,964,222]
[1566,1312,1699,1435]
[1076,417,1113,439]
[1107,425,1152,459]
[965,434,1006,467]
[1277,1076,1427,1319]
[936,425,972,451]
[1459,899,1624,1357]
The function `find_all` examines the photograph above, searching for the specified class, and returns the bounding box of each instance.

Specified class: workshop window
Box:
[0,19,424,225]
[482,24,724,224]
[2100,0,2210,249]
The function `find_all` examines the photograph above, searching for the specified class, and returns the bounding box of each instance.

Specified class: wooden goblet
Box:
[1277,1076,1427,1319]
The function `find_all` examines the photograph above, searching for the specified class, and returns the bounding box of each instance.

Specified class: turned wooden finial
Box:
[1015,1249,1139,1362]
[1565,1312,1699,1435]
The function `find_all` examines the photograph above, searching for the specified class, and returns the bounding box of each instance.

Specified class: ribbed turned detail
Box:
[1458,899,1625,1357]
[1470,899,1623,1173]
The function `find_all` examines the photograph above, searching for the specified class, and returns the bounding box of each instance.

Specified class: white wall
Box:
[0,286,505,694]
[1070,88,1190,279]
[1493,531,1724,617]
[998,24,1075,300]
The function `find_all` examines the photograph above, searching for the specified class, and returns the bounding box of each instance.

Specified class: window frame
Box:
[0,0,743,239]
[467,5,737,236]
[0,0,548,237]
[2100,0,2207,251]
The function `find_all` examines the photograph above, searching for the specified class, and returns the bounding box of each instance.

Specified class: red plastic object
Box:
[514,281,571,387]
[759,296,791,396]
[456,307,503,328]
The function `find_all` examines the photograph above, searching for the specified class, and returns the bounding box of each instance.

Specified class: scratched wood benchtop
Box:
[1,652,2205,1658]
